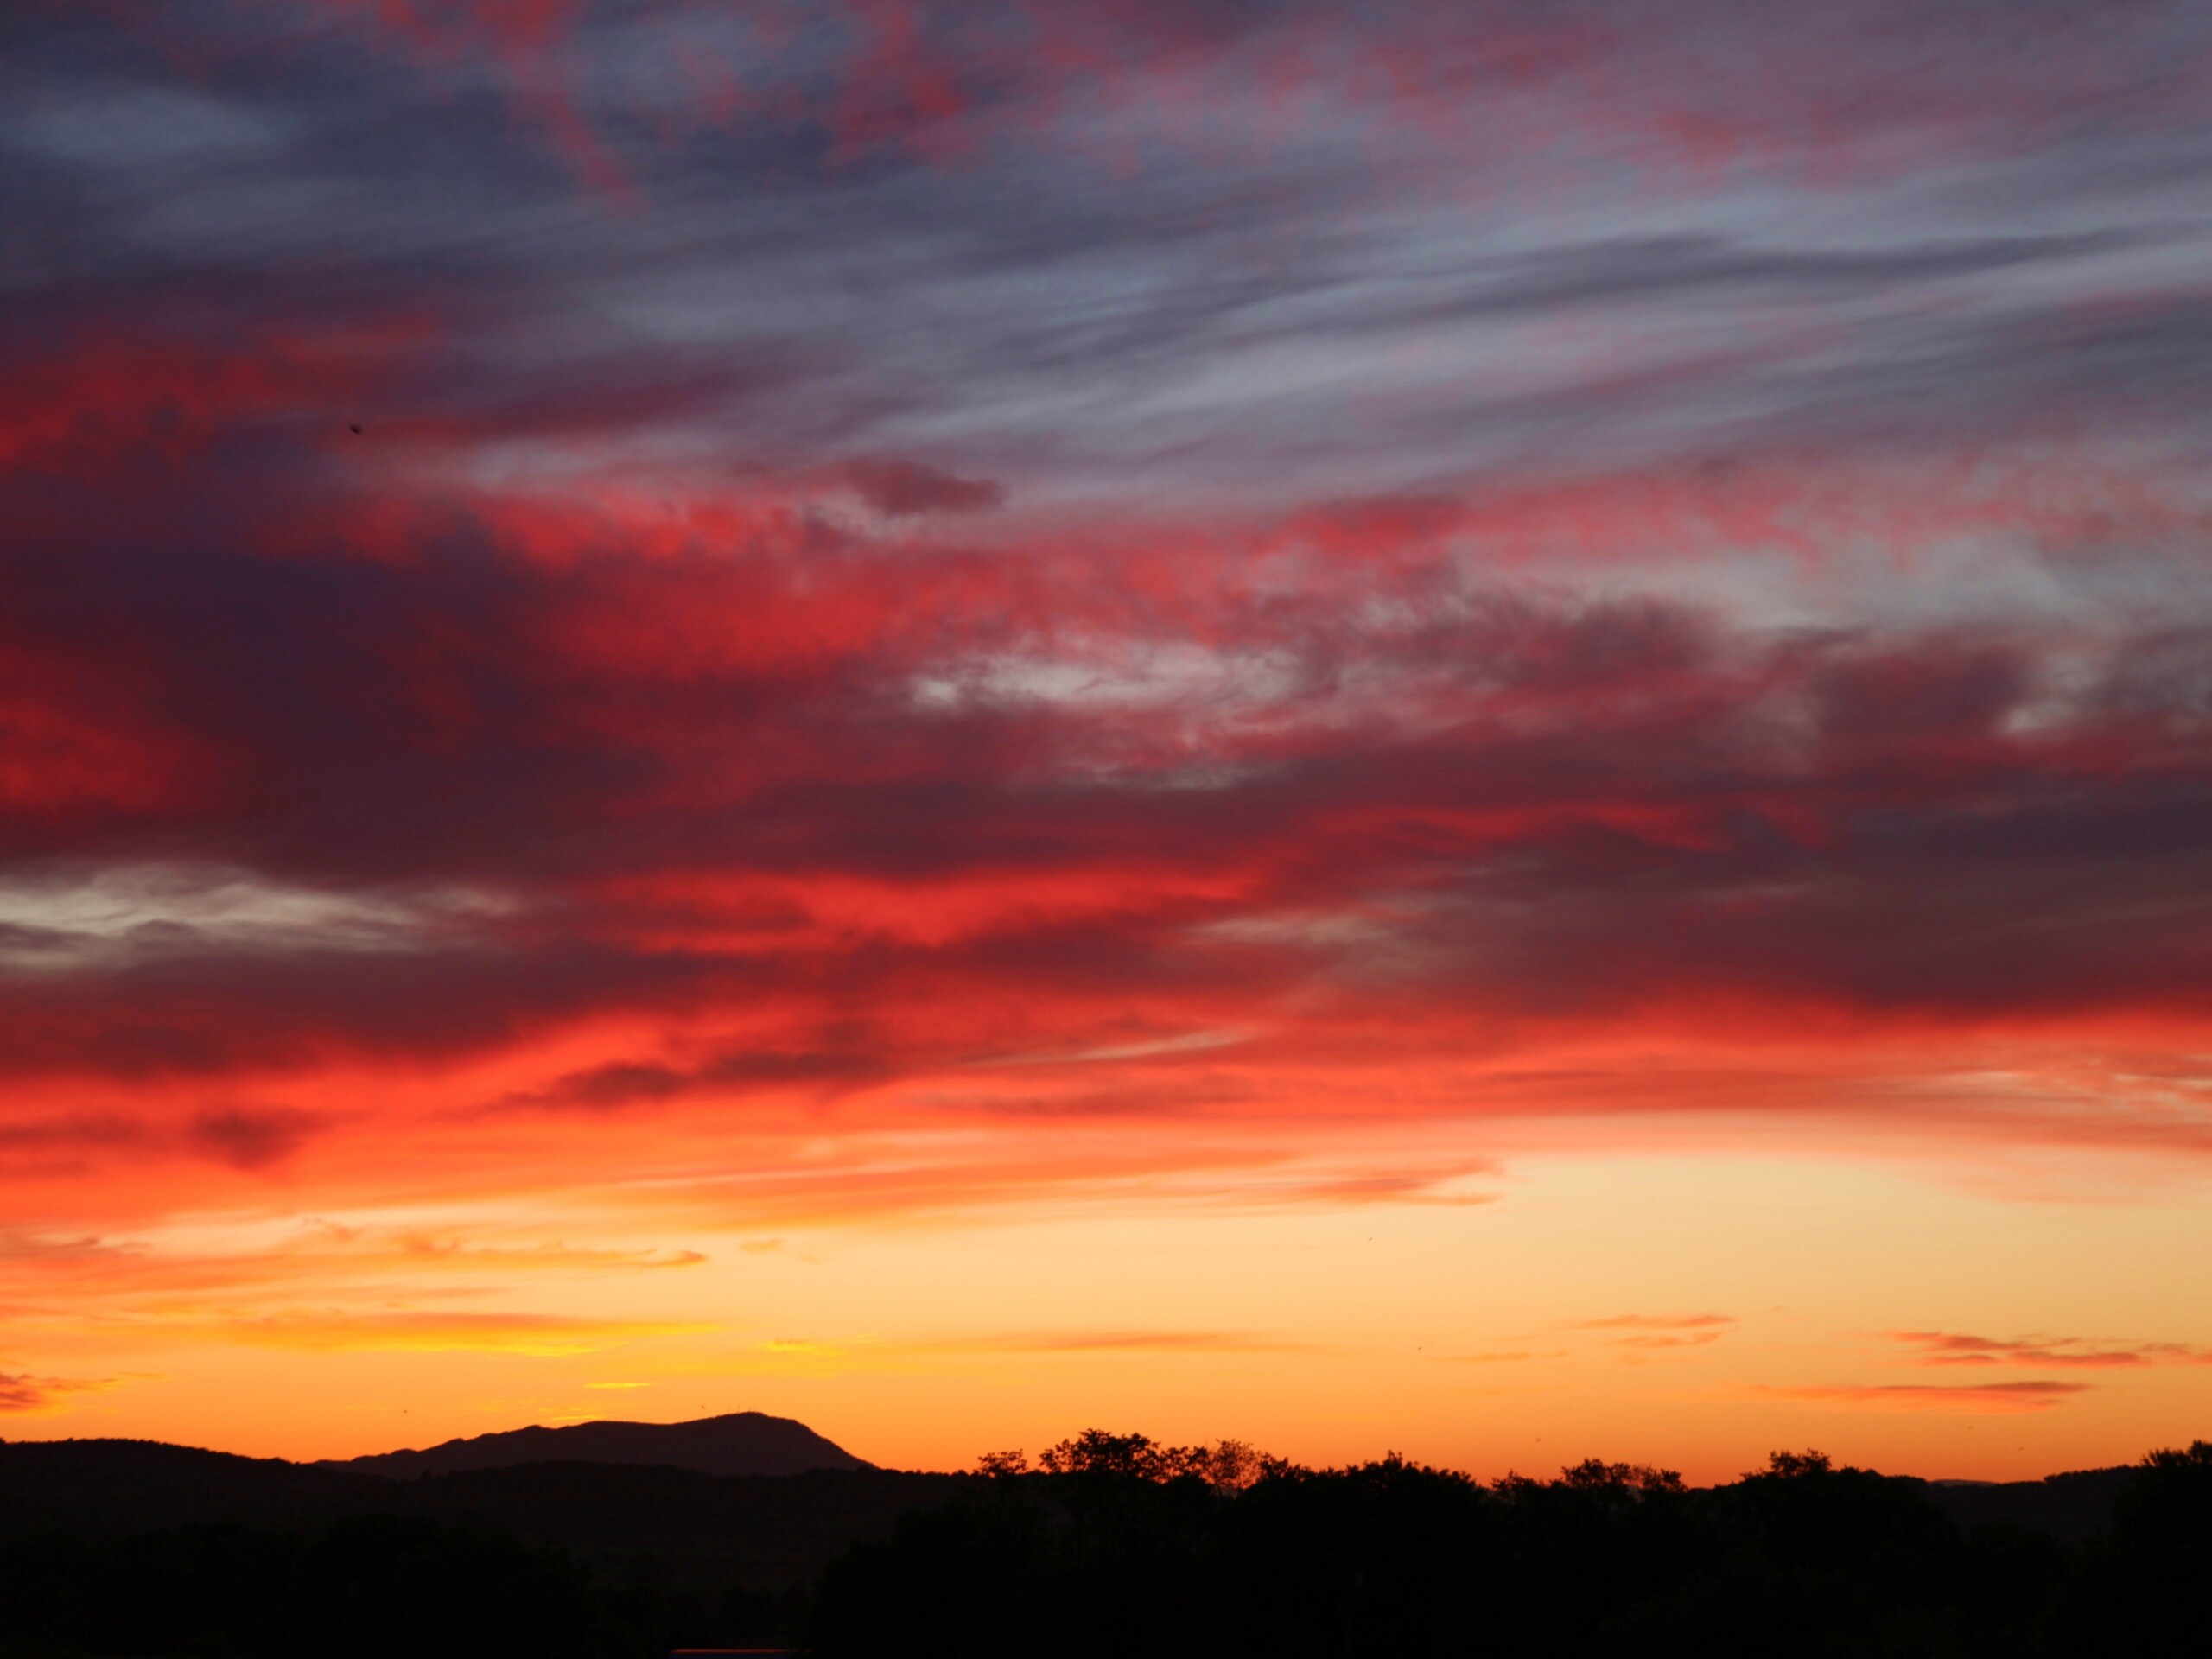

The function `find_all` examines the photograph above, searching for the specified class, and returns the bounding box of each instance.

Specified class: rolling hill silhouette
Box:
[334,1410,872,1479]
[0,1437,376,1533]
[0,1425,941,1591]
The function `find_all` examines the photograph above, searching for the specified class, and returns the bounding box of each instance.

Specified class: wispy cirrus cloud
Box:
[1572,1314,1736,1351]
[212,1311,711,1356]
[0,1369,121,1412]
[1893,1331,2212,1370]
[747,1329,1319,1365]
[925,1330,1319,1356]
[1756,1380,2094,1414]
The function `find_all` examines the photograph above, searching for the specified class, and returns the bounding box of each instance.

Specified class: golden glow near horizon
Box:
[12,1126,2209,1482]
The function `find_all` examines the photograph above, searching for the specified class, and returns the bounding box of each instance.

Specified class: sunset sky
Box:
[3,1,2211,1483]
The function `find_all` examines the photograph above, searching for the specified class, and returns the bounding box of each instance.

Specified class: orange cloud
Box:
[1758,1381,2093,1414]
[212,1312,711,1356]
[925,1330,1319,1356]
[0,1370,120,1412]
[1573,1313,1737,1350]
[1894,1331,2212,1370]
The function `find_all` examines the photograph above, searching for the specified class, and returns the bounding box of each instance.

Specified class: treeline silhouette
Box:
[809,1432,2212,1657]
[0,1433,2204,1656]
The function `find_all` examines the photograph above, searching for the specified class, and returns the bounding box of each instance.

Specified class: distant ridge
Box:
[1923,1465,2135,1540]
[334,1410,872,1479]
[0,1437,377,1533]
[0,1435,949,1590]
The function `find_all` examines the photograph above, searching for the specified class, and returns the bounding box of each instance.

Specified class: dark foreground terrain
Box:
[0,1429,2205,1656]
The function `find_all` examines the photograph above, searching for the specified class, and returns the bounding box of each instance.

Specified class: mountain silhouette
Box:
[335,1410,872,1479]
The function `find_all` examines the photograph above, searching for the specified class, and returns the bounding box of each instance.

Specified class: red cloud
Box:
[187,1106,328,1170]
[0,440,2209,1154]
[2,103,2211,1229]
[0,323,429,480]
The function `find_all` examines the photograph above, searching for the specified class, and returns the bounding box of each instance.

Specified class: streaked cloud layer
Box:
[2,1,2209,1474]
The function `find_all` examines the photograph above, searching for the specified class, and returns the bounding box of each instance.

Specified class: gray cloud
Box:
[6,1,2210,499]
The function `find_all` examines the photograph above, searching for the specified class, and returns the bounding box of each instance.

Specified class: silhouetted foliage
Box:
[1027,1429,1278,1491]
[809,1433,2212,1658]
[2049,1439,2212,1656]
